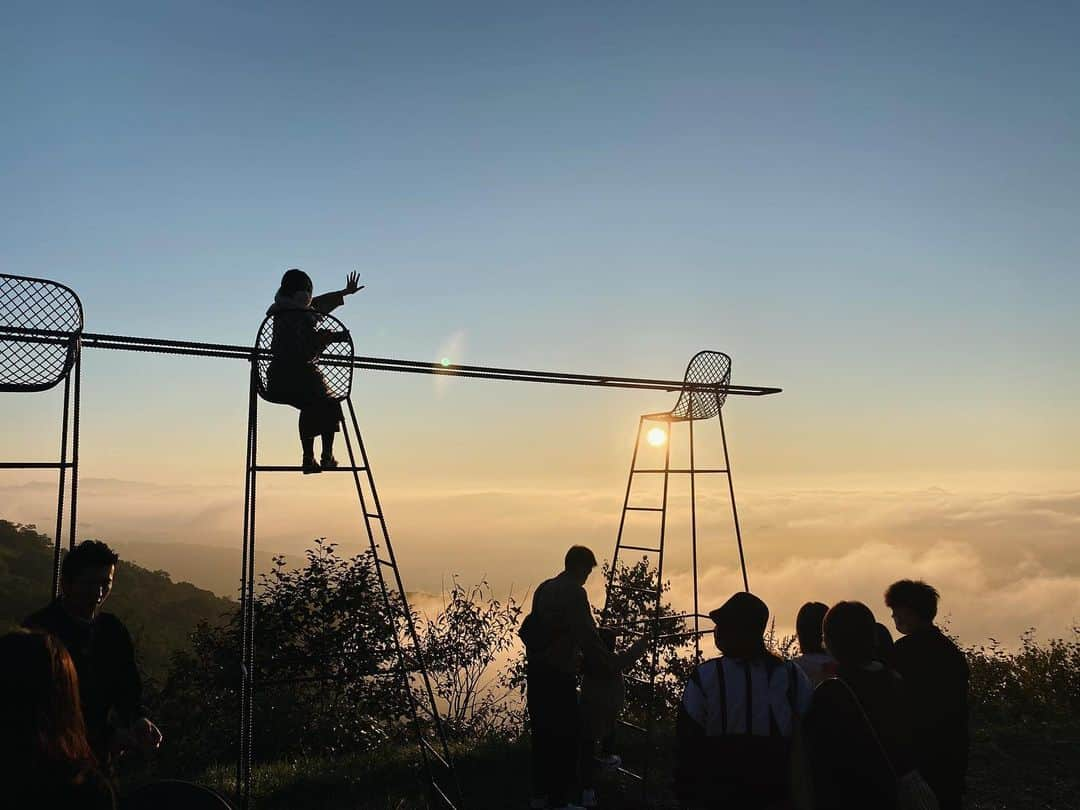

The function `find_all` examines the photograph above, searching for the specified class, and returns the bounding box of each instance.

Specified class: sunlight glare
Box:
[646,427,667,447]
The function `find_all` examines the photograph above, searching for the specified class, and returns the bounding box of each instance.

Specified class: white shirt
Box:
[681,655,813,738]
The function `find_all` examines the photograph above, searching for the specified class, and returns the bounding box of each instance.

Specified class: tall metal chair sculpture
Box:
[0,273,84,597]
[601,350,748,792]
[238,310,463,810]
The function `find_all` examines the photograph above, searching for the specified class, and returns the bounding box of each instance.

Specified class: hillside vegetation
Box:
[3,523,1076,808]
[0,520,234,681]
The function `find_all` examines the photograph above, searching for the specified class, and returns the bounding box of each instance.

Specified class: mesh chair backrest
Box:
[669,350,732,420]
[254,310,353,402]
[0,273,84,393]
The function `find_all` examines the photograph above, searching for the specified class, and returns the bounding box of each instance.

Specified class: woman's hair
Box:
[0,631,96,771]
[795,601,829,654]
[279,268,313,296]
[823,601,877,665]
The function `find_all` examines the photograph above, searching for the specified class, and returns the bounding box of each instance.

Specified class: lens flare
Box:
[440,357,451,367]
[646,427,667,447]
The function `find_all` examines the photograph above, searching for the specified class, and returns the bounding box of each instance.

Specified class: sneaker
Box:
[581,788,598,808]
[597,753,622,770]
[320,454,339,470]
[302,456,322,475]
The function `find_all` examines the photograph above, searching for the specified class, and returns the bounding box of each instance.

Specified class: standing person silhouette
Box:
[24,541,163,766]
[265,268,364,474]
[674,592,813,810]
[519,546,646,810]
[791,601,837,688]
[885,580,969,810]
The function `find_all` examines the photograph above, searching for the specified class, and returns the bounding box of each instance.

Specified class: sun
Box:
[646,427,667,447]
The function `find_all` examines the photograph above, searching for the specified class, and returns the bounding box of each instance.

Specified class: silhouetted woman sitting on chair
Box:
[266,268,363,474]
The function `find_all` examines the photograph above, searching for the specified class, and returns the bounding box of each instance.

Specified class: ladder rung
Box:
[619,544,661,553]
[253,465,368,472]
[633,468,728,474]
[618,719,648,734]
[376,558,395,567]
[617,766,644,782]
[624,506,663,512]
[625,675,652,687]
[364,512,382,519]
[0,462,74,469]
[420,737,450,769]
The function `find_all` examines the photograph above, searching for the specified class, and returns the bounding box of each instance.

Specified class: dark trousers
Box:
[298,399,342,439]
[527,664,579,805]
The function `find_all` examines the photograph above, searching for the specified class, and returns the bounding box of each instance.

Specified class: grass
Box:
[126,717,1078,810]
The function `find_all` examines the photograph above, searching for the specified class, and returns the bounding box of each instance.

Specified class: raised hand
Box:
[343,271,364,296]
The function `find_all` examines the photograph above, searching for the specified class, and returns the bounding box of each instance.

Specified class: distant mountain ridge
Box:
[114,540,297,598]
[0,520,235,681]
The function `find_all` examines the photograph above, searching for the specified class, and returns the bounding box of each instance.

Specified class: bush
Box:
[965,627,1080,728]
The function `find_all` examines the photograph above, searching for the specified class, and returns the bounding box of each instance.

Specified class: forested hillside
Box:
[0,520,234,681]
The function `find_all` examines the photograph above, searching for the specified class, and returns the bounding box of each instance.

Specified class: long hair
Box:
[0,631,96,774]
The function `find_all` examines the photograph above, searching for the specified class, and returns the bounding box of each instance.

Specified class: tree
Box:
[157,539,411,771]
[416,579,524,739]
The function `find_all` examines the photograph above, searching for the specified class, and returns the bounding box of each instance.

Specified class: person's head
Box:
[60,540,119,620]
[0,631,95,770]
[873,622,895,662]
[563,545,598,585]
[884,579,939,635]
[278,268,314,307]
[709,592,769,658]
[795,601,829,655]
[822,601,877,666]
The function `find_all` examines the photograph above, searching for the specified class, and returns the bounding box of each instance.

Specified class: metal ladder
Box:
[601,400,748,795]
[237,375,464,809]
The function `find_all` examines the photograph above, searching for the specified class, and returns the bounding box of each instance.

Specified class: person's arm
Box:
[313,271,364,314]
[674,669,708,805]
[109,619,162,753]
[567,588,646,674]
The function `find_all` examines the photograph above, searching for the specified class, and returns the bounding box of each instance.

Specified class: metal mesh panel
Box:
[0,274,83,393]
[254,311,353,402]
[668,350,732,420]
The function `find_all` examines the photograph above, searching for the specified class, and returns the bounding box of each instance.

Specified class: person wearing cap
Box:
[519,546,647,810]
[674,591,813,809]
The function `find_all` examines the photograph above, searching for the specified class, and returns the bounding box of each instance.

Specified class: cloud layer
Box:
[2,476,1076,644]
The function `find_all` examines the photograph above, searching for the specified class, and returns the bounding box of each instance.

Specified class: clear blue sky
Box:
[2,1,1078,485]
[3,2,1079,641]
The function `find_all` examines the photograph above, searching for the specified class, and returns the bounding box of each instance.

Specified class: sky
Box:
[2,2,1078,643]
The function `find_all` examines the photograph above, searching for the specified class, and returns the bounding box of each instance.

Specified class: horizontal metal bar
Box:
[252,465,367,472]
[658,629,714,640]
[61,329,784,396]
[624,507,663,512]
[633,468,728,474]
[616,767,644,782]
[364,512,382,520]
[618,720,648,734]
[0,462,74,469]
[618,544,661,553]
[607,584,659,596]
[376,558,395,567]
[625,675,652,687]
